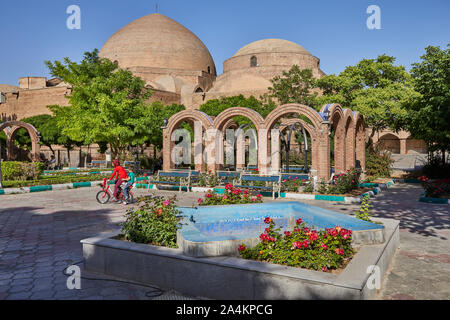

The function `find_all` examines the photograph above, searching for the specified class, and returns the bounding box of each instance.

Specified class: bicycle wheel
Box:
[96,191,111,204]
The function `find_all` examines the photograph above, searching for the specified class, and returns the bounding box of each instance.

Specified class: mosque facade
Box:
[0,13,426,161]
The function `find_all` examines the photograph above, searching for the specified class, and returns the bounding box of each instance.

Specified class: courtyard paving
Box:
[0,183,449,300]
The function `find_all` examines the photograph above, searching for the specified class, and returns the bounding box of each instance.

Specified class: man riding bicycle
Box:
[109,159,129,202]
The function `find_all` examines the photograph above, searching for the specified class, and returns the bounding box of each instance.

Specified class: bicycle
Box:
[96,178,134,204]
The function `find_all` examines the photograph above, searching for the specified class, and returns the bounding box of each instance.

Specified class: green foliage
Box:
[303,180,314,193]
[268,66,319,108]
[198,184,263,206]
[421,155,450,179]
[196,171,220,188]
[238,218,353,272]
[356,195,373,222]
[46,49,171,159]
[316,55,420,135]
[120,196,180,248]
[1,173,109,188]
[199,95,276,126]
[365,146,394,177]
[406,45,450,158]
[0,161,45,181]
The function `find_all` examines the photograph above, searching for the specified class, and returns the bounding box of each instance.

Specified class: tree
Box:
[46,49,153,159]
[199,94,276,126]
[406,45,450,164]
[268,66,319,108]
[315,55,420,139]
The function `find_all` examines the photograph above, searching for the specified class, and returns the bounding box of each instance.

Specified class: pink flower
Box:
[321,243,328,250]
[223,195,229,200]
[197,198,203,204]
[163,199,170,207]
[322,266,328,272]
[335,248,344,255]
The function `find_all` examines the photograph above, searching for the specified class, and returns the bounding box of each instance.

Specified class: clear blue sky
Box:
[0,0,448,85]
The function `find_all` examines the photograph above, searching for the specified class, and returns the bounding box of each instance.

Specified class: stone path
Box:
[0,184,449,300]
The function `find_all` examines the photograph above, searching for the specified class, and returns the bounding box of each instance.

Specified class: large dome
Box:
[100,13,216,75]
[233,39,311,57]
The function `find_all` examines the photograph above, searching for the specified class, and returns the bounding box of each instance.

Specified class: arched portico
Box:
[162,104,365,181]
[0,121,41,161]
[265,104,328,179]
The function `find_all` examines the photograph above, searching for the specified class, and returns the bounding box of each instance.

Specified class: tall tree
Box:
[268,66,319,107]
[406,45,450,164]
[316,55,420,139]
[46,49,153,159]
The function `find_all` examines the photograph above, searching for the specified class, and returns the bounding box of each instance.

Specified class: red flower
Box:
[296,218,303,225]
[309,231,319,242]
[156,208,163,216]
[294,228,301,233]
[238,244,246,252]
[197,198,203,204]
[321,243,328,250]
[322,266,328,272]
[223,195,229,200]
[335,248,344,255]
[264,217,272,224]
[225,183,233,190]
[284,231,291,237]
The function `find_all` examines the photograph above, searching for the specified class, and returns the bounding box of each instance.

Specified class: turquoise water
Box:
[178,201,383,242]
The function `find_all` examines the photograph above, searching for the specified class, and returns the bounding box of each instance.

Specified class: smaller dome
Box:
[233,39,311,57]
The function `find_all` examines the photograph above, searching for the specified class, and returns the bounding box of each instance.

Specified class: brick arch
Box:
[163,110,213,171]
[343,109,356,170]
[0,121,40,161]
[327,104,346,174]
[354,112,366,170]
[264,104,329,179]
[213,107,264,131]
[264,103,323,131]
[277,118,319,171]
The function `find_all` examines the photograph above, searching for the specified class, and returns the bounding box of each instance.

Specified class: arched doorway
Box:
[0,121,40,162]
[379,133,401,154]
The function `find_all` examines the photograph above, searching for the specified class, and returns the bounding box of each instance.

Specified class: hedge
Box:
[1,161,45,181]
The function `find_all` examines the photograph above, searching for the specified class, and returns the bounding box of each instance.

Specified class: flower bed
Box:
[119,196,181,248]
[418,176,450,199]
[238,217,354,272]
[197,183,263,206]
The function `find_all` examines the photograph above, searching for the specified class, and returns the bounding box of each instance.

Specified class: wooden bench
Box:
[147,171,192,192]
[235,174,281,199]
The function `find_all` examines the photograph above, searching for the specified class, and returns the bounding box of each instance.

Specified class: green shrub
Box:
[238,217,354,272]
[365,147,394,177]
[1,161,45,181]
[421,155,450,179]
[120,196,180,248]
[356,195,373,222]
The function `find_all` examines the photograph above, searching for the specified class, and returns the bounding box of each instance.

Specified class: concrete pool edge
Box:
[80,217,399,300]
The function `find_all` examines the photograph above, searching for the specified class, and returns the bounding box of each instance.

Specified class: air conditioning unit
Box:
[0,92,6,104]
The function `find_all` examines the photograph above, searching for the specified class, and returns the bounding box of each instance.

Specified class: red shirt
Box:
[109,166,129,180]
